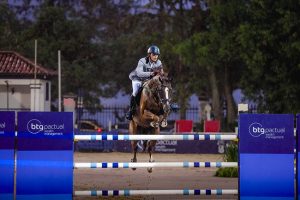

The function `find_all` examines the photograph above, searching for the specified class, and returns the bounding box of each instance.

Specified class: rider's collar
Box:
[149,58,157,64]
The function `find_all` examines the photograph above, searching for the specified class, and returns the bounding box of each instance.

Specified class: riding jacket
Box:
[129,57,162,81]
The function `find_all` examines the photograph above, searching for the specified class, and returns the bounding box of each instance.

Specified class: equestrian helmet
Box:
[147,45,160,55]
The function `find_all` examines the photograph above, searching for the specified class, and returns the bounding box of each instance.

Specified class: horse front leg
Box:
[131,141,138,170]
[160,112,169,127]
[142,110,163,128]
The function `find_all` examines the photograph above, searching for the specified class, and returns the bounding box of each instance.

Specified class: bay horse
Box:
[129,73,172,173]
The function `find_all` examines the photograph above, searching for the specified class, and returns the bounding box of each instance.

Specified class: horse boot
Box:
[125,95,136,120]
[160,119,168,127]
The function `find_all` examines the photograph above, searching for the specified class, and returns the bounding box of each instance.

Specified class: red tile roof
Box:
[0,51,57,78]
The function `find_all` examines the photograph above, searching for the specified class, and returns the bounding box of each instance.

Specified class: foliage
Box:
[224,142,238,162]
[0,4,22,49]
[215,167,238,177]
[215,142,238,178]
[238,0,300,113]
[1,0,300,115]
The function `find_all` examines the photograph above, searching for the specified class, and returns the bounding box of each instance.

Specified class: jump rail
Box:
[74,134,237,141]
[74,162,238,169]
[74,189,238,196]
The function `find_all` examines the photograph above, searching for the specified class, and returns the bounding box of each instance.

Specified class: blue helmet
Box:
[147,45,160,55]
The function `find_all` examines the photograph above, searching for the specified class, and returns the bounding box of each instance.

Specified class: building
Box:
[0,51,57,111]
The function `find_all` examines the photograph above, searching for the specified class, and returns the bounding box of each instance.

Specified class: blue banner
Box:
[297,114,300,200]
[239,114,294,200]
[16,112,73,200]
[0,111,15,200]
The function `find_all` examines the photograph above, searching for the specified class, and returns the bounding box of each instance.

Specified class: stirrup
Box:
[160,119,168,127]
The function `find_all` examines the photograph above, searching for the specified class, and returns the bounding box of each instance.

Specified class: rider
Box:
[125,45,163,120]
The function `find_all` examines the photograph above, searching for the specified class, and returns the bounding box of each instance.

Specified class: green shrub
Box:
[224,142,238,162]
[215,142,238,177]
[215,167,238,177]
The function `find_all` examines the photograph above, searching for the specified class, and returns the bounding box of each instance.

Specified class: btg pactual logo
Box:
[249,122,265,137]
[27,119,43,134]
[0,122,5,129]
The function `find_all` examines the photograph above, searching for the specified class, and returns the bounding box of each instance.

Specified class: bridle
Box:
[156,84,171,107]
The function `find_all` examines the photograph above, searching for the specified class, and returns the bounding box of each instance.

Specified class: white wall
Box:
[0,79,51,111]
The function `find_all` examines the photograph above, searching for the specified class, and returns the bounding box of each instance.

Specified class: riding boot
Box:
[125,95,136,120]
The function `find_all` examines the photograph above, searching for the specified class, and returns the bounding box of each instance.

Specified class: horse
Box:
[129,73,172,173]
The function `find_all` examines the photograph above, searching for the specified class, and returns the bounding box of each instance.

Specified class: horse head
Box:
[149,74,172,115]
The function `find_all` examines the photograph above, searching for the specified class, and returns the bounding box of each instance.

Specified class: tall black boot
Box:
[125,95,136,120]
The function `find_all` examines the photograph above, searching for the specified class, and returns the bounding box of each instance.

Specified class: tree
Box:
[16,5,106,108]
[175,0,245,127]
[0,3,21,50]
[238,0,300,113]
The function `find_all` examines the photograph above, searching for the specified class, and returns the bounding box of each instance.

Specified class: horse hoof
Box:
[131,158,137,162]
[131,158,137,171]
[147,168,153,173]
[160,120,168,127]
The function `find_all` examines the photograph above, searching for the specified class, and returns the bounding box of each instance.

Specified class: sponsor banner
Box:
[297,114,300,200]
[239,114,294,154]
[239,114,294,200]
[108,140,219,154]
[0,111,15,200]
[240,154,294,200]
[18,112,73,150]
[16,112,73,200]
[0,111,15,149]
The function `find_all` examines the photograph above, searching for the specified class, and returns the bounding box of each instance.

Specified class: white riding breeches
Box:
[132,80,142,96]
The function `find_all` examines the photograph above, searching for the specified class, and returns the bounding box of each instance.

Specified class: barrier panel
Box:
[239,114,294,200]
[16,112,73,200]
[0,111,15,200]
[297,114,300,200]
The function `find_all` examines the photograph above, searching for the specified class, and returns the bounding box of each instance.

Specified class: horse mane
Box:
[147,75,161,89]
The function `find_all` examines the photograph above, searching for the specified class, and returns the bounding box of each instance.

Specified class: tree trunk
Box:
[208,66,221,120]
[224,65,236,125]
[178,84,188,119]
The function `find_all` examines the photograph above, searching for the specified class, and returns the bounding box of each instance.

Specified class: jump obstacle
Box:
[0,112,297,200]
[74,161,238,168]
[74,189,239,196]
[74,133,237,141]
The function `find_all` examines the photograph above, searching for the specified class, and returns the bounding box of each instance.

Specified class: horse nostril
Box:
[163,104,171,113]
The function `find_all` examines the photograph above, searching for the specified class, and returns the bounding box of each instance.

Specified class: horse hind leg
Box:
[142,140,147,152]
[131,141,138,171]
[147,140,156,173]
[129,121,138,170]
